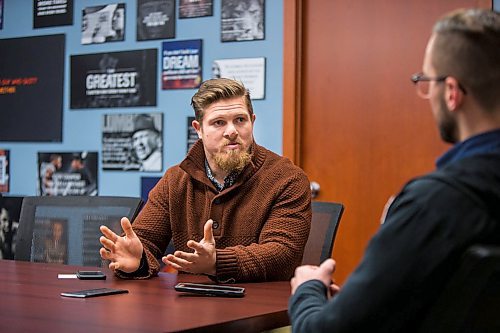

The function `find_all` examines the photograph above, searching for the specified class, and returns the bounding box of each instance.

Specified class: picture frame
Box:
[33,0,73,28]
[179,0,213,19]
[212,57,266,99]
[137,0,175,41]
[221,0,264,42]
[81,3,125,45]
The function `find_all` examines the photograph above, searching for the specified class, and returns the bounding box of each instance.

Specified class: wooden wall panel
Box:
[284,0,492,283]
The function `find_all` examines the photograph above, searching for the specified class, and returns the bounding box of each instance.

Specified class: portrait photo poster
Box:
[137,0,175,41]
[37,152,98,196]
[212,57,265,99]
[81,3,125,45]
[102,113,163,172]
[0,195,23,260]
[162,39,202,89]
[179,0,213,19]
[33,0,73,28]
[221,0,264,42]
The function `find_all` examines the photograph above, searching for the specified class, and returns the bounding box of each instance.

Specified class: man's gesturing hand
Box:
[162,219,217,275]
[99,217,144,273]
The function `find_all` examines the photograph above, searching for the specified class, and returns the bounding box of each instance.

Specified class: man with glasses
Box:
[288,8,500,332]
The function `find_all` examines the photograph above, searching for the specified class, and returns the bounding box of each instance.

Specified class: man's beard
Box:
[437,94,458,144]
[213,141,252,173]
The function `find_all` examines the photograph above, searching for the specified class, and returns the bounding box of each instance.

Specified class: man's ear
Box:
[192,119,202,138]
[444,77,464,111]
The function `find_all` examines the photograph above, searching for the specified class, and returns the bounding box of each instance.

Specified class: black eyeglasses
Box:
[410,72,467,99]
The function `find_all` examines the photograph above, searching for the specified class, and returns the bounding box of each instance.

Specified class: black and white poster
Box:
[81,3,125,44]
[179,0,213,19]
[33,0,73,28]
[0,196,23,260]
[212,57,265,99]
[221,0,264,42]
[102,113,163,172]
[137,0,175,41]
[37,152,98,196]
[0,149,9,193]
[70,49,157,109]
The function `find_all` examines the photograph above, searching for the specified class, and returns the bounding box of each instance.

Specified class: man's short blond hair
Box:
[191,78,254,123]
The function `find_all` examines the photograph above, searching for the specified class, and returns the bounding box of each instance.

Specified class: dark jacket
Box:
[289,153,500,332]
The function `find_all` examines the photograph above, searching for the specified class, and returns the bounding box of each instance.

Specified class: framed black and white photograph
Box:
[0,196,23,260]
[221,0,264,42]
[37,152,98,196]
[179,0,213,19]
[0,149,9,193]
[212,57,265,99]
[102,113,163,172]
[33,0,73,28]
[81,3,125,45]
[137,0,175,41]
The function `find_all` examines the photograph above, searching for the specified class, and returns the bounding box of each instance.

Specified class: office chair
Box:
[301,201,344,266]
[418,245,500,333]
[15,196,143,267]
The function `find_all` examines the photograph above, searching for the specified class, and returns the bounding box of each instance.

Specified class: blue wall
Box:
[0,0,284,197]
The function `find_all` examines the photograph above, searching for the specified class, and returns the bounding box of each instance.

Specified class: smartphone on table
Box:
[76,270,107,280]
[61,288,128,298]
[174,282,245,298]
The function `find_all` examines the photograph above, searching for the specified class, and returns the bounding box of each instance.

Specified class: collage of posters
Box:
[1,0,268,198]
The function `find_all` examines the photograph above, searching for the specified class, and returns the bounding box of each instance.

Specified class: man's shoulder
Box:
[255,143,305,173]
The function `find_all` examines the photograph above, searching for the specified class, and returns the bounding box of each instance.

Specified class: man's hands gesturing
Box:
[162,219,217,275]
[99,217,144,273]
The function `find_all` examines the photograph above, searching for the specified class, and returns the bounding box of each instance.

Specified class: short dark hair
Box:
[191,78,253,123]
[431,9,500,110]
